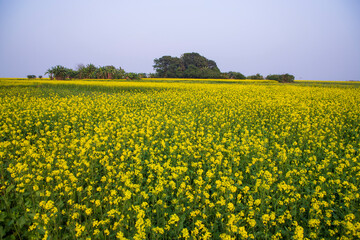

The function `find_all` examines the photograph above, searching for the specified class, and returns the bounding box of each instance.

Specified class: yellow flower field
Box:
[0,79,359,239]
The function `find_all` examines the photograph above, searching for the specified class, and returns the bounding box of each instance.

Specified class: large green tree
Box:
[226,72,246,79]
[153,53,222,78]
[266,74,295,83]
[247,73,264,80]
[45,65,69,80]
[83,64,97,79]
[181,53,220,71]
[153,56,183,78]
[104,65,117,79]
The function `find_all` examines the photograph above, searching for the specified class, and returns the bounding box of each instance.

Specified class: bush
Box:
[266,74,295,83]
[126,72,140,80]
[226,72,246,79]
[247,73,264,80]
[138,73,147,78]
[27,75,36,79]
[38,75,43,79]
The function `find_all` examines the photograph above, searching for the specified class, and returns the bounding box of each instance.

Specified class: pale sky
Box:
[0,0,359,80]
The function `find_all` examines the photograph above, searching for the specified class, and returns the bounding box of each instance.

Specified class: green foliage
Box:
[27,75,36,79]
[226,72,246,79]
[0,184,34,239]
[266,74,295,83]
[66,69,78,79]
[46,64,126,80]
[45,65,69,80]
[153,55,183,78]
[81,64,97,79]
[126,72,140,80]
[45,57,294,82]
[148,73,157,78]
[38,75,43,79]
[153,52,222,78]
[138,73,147,78]
[247,73,264,80]
[113,67,126,79]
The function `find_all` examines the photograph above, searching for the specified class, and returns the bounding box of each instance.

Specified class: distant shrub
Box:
[226,72,246,79]
[138,73,147,78]
[266,74,295,83]
[247,73,264,80]
[27,75,36,79]
[126,72,140,80]
[38,75,43,79]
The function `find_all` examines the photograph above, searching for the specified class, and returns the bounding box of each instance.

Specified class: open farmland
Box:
[0,79,359,239]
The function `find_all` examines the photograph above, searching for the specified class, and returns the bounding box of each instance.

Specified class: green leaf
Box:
[6,184,15,194]
[0,226,4,238]
[7,219,14,227]
[0,211,5,222]
[17,215,27,228]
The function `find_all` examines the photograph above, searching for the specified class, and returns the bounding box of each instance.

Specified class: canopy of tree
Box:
[266,74,295,83]
[153,52,226,79]
[247,73,264,80]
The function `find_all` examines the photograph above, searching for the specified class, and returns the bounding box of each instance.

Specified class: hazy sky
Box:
[0,0,359,80]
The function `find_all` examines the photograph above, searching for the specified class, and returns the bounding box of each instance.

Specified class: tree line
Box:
[153,52,294,82]
[44,64,142,80]
[41,52,294,82]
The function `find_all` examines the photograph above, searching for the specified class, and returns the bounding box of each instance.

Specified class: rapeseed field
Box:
[0,79,359,239]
